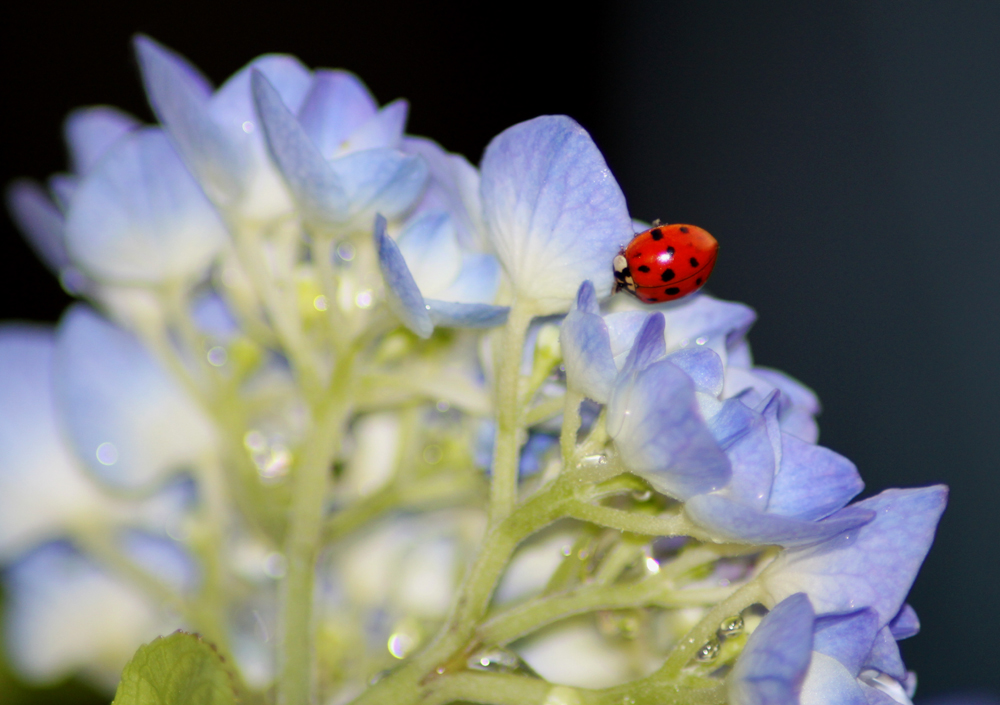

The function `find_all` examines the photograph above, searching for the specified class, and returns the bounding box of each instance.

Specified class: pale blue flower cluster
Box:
[2,35,947,705]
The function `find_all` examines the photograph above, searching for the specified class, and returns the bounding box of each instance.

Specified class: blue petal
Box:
[436,254,502,305]
[887,604,919,640]
[373,215,433,338]
[799,652,870,705]
[604,311,651,368]
[812,609,879,675]
[425,300,510,328]
[47,174,77,212]
[328,147,428,221]
[708,399,775,510]
[63,106,140,175]
[685,495,875,546]
[748,367,821,443]
[297,69,378,157]
[396,211,462,294]
[52,306,216,490]
[560,283,617,403]
[763,486,948,627]
[767,433,863,521]
[134,35,245,204]
[864,626,907,681]
[63,128,228,283]
[251,69,349,224]
[756,391,784,471]
[341,100,408,152]
[608,358,730,500]
[5,180,70,273]
[480,115,632,310]
[666,346,724,396]
[729,593,813,705]
[618,313,666,377]
[660,294,756,361]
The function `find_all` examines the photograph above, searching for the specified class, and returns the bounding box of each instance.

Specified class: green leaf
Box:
[112,631,237,705]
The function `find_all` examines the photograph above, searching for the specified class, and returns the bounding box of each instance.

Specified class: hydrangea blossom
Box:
[1,36,949,705]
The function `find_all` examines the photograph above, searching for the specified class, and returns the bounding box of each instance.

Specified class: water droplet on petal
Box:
[467,647,538,676]
[242,121,255,133]
[387,631,416,659]
[695,639,720,662]
[718,614,744,638]
[207,346,227,366]
[336,242,356,261]
[96,442,118,466]
[631,489,652,502]
[355,290,373,308]
[313,295,328,311]
[577,454,607,469]
[696,336,708,345]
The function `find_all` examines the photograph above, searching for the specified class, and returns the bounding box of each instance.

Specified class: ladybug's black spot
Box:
[665,287,681,296]
[650,229,663,241]
[660,269,675,282]
[696,277,703,286]
[637,265,651,273]
[679,226,690,234]
[666,246,675,256]
[690,257,699,267]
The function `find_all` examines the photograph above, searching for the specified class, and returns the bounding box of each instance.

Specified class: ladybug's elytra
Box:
[613,223,719,304]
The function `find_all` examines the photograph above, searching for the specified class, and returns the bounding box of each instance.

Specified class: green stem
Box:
[560,390,584,467]
[489,302,535,524]
[278,355,356,705]
[563,500,691,537]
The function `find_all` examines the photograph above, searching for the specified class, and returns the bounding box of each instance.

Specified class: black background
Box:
[2,1,998,702]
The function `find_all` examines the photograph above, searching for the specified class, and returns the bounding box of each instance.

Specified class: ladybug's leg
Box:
[612,252,631,294]
[651,218,662,227]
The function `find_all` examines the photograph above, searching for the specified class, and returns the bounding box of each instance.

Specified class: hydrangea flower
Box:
[0,36,953,705]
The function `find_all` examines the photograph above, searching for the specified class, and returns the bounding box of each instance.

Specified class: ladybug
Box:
[613,222,719,303]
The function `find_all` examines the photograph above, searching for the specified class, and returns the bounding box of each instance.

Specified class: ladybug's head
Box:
[612,252,634,293]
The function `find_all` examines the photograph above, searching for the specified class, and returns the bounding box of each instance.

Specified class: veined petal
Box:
[328,147,428,222]
[560,283,617,403]
[0,326,110,559]
[864,626,907,681]
[374,214,433,338]
[660,294,757,365]
[799,652,870,705]
[666,346,725,396]
[298,69,378,157]
[812,609,880,676]
[340,99,408,153]
[729,593,814,705]
[608,358,730,499]
[767,433,863,521]
[436,253,502,305]
[618,312,666,377]
[53,306,216,490]
[887,604,919,640]
[396,211,462,296]
[63,106,140,175]
[604,310,650,369]
[252,69,349,224]
[480,115,632,312]
[425,300,510,329]
[708,399,775,510]
[134,35,244,205]
[64,128,228,283]
[3,541,175,686]
[762,486,948,627]
[5,180,70,273]
[685,495,874,546]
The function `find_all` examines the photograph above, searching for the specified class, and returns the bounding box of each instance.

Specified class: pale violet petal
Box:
[47,174,77,212]
[0,326,111,559]
[63,106,140,175]
[812,609,880,675]
[435,254,501,305]
[480,115,632,312]
[53,306,216,490]
[799,652,870,705]
[864,627,907,681]
[134,35,244,205]
[396,211,462,296]
[209,55,313,220]
[618,313,666,377]
[708,399,775,511]
[5,179,70,272]
[3,541,175,685]
[327,147,428,221]
[767,433,863,521]
[667,346,725,396]
[403,136,484,250]
[608,358,730,500]
[64,128,228,283]
[425,300,510,329]
[661,294,757,364]
[560,282,617,403]
[685,495,874,547]
[251,70,349,224]
[298,70,378,158]
[729,593,813,705]
[763,486,948,627]
[340,100,408,153]
[374,215,433,338]
[604,311,650,369]
[888,605,920,640]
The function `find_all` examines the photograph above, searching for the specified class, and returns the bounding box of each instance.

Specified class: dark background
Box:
[2,1,997,702]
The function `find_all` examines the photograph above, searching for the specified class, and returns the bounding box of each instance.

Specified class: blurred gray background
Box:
[2,1,997,702]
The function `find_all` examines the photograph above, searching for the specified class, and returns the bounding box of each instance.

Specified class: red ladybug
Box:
[613,222,719,303]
